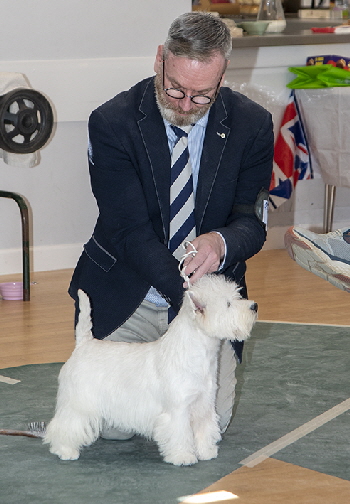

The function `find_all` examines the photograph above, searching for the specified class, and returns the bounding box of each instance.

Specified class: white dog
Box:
[44,274,257,465]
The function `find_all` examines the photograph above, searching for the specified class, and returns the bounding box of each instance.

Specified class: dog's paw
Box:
[197,444,218,461]
[163,452,198,466]
[50,446,80,461]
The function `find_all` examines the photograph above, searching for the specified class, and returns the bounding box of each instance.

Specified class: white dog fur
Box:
[44,274,257,466]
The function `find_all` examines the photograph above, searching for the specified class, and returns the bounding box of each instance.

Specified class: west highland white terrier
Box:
[44,274,257,465]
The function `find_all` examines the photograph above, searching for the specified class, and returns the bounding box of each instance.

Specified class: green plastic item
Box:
[287,64,350,89]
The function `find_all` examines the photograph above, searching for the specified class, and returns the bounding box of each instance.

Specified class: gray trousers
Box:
[105,300,237,433]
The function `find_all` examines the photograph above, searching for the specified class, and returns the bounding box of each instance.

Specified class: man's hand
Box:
[182,232,225,286]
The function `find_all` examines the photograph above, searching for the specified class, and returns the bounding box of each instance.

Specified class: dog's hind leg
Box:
[153,411,198,466]
[44,408,100,460]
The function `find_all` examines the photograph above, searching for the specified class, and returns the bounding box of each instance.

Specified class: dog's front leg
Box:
[153,411,198,466]
[191,405,221,461]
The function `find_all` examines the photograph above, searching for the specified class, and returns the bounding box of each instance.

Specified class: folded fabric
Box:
[287,65,350,89]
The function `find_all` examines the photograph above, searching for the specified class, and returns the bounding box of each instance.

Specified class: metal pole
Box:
[0,190,30,300]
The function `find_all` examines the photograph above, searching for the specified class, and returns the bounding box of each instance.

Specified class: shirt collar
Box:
[164,110,209,133]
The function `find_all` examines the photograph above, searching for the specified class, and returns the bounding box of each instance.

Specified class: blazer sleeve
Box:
[214,110,274,269]
[88,108,184,311]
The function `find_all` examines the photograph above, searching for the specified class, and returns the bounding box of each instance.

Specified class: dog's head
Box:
[184,274,257,342]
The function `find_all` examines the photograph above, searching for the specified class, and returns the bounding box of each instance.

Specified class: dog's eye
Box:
[227,301,231,308]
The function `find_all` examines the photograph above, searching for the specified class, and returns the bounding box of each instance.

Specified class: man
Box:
[69,12,274,437]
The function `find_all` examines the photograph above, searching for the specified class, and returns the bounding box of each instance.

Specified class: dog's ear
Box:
[187,291,205,314]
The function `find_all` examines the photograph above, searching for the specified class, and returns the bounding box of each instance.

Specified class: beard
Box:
[154,72,212,127]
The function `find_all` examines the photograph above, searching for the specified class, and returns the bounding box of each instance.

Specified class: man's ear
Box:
[219,60,230,88]
[154,45,164,73]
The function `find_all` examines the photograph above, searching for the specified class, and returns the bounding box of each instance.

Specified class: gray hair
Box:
[163,12,232,62]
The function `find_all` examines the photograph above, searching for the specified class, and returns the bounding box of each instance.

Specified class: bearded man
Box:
[69,12,274,440]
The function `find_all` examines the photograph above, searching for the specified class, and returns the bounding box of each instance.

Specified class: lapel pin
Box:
[217,132,226,139]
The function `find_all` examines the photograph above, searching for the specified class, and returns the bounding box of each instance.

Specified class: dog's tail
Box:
[75,290,94,346]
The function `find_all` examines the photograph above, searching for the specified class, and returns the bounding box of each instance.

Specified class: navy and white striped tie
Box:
[168,125,196,260]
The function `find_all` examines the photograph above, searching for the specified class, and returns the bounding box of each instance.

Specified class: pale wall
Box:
[1,3,349,274]
[0,0,190,274]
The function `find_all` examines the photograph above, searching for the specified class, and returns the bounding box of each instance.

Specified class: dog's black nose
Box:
[251,302,258,312]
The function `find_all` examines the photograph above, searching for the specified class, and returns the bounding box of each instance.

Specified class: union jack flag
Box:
[269,90,313,209]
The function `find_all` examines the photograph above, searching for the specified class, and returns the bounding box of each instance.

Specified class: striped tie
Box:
[168,125,196,260]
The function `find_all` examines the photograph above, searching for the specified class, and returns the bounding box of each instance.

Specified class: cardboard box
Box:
[192,0,240,14]
[306,54,350,70]
[298,8,331,18]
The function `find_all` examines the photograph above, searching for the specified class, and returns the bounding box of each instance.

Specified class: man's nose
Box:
[178,95,193,111]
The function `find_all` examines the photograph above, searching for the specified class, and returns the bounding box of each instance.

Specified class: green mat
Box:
[1,322,350,504]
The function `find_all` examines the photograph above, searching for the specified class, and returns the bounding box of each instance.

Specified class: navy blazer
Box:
[69,76,274,340]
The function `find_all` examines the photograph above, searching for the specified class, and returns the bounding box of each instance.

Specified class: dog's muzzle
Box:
[251,302,258,313]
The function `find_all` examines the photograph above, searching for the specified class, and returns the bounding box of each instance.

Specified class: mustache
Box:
[172,105,198,115]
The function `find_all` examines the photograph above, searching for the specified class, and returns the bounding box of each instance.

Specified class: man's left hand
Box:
[182,232,225,286]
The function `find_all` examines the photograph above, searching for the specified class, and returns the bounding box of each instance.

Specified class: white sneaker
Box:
[101,424,135,441]
[284,226,350,292]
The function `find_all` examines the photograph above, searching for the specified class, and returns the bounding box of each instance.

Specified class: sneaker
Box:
[101,424,135,441]
[284,226,350,292]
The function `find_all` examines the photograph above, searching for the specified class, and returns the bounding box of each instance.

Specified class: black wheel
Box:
[0,88,53,154]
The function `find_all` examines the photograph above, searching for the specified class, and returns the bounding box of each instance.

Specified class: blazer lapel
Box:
[137,81,231,240]
[195,93,230,230]
[137,78,171,241]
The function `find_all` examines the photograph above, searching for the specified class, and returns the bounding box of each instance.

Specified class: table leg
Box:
[323,184,336,234]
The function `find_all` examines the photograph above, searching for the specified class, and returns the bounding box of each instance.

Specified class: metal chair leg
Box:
[323,184,336,234]
[0,190,30,300]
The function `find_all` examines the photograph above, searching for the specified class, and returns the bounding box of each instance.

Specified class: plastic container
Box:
[0,282,23,300]
[331,0,349,19]
[257,0,286,32]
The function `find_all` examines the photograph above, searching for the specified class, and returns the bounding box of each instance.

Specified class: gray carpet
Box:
[1,322,350,504]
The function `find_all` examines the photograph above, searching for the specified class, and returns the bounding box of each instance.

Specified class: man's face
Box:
[154,48,226,127]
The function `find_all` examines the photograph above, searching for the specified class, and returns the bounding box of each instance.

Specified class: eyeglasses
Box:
[162,60,222,106]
